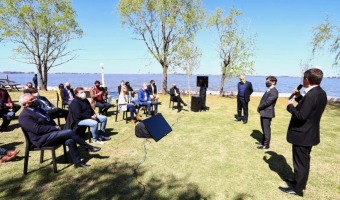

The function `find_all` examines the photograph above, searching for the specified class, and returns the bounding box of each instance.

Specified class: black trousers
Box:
[43,129,90,164]
[172,96,186,110]
[96,101,112,114]
[260,117,272,147]
[292,145,312,192]
[237,97,248,121]
[47,108,69,120]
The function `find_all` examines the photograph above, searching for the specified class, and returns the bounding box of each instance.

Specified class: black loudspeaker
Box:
[191,96,201,112]
[138,114,172,141]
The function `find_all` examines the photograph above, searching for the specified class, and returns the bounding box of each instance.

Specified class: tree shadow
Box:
[2,123,21,132]
[249,130,262,142]
[233,193,254,200]
[0,141,24,150]
[0,159,210,199]
[263,151,294,181]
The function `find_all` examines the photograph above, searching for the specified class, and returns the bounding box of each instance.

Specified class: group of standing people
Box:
[236,68,327,197]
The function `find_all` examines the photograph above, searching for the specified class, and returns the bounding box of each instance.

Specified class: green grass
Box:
[1,91,339,200]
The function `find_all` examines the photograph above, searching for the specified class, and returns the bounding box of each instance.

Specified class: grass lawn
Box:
[1,91,339,200]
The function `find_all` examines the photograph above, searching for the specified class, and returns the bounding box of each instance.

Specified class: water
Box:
[2,73,340,97]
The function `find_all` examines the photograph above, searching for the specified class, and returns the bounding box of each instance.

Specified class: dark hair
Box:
[95,80,100,84]
[24,88,37,94]
[125,81,130,86]
[58,83,64,89]
[150,80,154,84]
[74,87,84,95]
[304,68,323,85]
[26,82,32,86]
[266,76,277,85]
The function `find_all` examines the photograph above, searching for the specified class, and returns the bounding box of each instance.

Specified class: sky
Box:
[0,0,339,77]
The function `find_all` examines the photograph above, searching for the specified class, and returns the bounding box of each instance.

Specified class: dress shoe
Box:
[86,146,101,152]
[278,186,303,197]
[257,145,269,149]
[243,120,247,124]
[184,103,187,106]
[74,162,91,168]
[255,141,262,145]
[136,114,142,121]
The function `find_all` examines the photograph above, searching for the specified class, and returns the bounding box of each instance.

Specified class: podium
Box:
[191,96,201,112]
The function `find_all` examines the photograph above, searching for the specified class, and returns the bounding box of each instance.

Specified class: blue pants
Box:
[78,115,107,139]
[0,110,14,129]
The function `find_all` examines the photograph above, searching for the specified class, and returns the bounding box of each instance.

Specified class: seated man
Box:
[0,99,15,131]
[25,88,68,122]
[60,82,75,106]
[170,83,187,112]
[0,147,20,163]
[18,93,100,168]
[0,88,21,114]
[90,81,112,115]
[136,83,158,116]
[23,82,33,93]
[70,87,110,144]
[147,80,159,101]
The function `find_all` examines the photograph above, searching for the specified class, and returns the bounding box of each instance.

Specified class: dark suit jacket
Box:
[258,87,279,118]
[19,108,58,147]
[147,84,157,95]
[237,81,253,102]
[169,87,181,100]
[60,88,75,105]
[286,86,327,146]
[69,96,95,124]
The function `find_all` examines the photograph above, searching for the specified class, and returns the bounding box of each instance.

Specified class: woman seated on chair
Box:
[118,85,142,125]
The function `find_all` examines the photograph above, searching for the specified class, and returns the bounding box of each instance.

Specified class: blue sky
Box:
[0,0,339,77]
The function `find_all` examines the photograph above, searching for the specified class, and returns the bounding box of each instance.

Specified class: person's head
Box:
[19,93,38,108]
[303,68,323,87]
[95,80,100,88]
[239,75,246,83]
[150,80,155,85]
[125,81,130,86]
[265,76,277,87]
[65,82,71,89]
[172,83,177,88]
[26,82,33,88]
[26,88,39,96]
[34,74,37,77]
[58,83,64,90]
[74,87,86,99]
[120,80,125,86]
[142,83,148,90]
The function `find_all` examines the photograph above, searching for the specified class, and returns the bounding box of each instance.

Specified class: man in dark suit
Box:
[147,80,159,101]
[256,76,279,149]
[236,75,253,124]
[279,68,327,197]
[60,82,75,106]
[169,83,187,112]
[18,93,101,168]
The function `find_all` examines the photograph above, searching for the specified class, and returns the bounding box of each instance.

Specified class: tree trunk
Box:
[219,73,226,96]
[162,64,168,94]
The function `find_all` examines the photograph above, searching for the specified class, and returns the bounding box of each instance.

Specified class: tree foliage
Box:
[312,17,340,69]
[207,8,255,96]
[118,0,204,93]
[0,0,83,90]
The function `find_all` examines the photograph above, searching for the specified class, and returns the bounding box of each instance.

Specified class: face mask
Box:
[241,80,246,83]
[79,92,86,99]
[33,93,39,97]
[28,100,39,108]
[66,86,71,89]
[265,82,272,87]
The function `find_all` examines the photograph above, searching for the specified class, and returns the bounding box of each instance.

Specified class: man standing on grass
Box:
[256,76,279,149]
[279,68,327,197]
[235,75,253,124]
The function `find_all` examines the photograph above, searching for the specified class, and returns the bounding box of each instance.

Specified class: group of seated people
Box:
[0,78,187,166]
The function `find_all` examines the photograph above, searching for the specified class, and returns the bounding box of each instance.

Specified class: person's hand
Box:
[292,88,301,97]
[288,99,294,105]
[91,114,97,120]
[5,103,13,108]
[98,91,103,95]
[55,125,61,130]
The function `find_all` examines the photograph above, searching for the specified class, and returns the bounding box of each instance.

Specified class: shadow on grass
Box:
[0,160,209,199]
[263,151,294,181]
[250,130,262,142]
[234,193,254,200]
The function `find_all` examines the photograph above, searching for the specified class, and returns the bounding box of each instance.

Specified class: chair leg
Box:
[40,150,44,163]
[24,148,30,175]
[51,149,58,173]
[57,117,61,126]
[87,127,92,143]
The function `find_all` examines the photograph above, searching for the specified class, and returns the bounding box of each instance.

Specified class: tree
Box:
[176,39,201,101]
[312,17,340,69]
[118,0,204,93]
[0,0,83,90]
[207,8,255,96]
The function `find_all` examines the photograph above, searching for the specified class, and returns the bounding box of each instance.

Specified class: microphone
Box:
[289,84,303,100]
